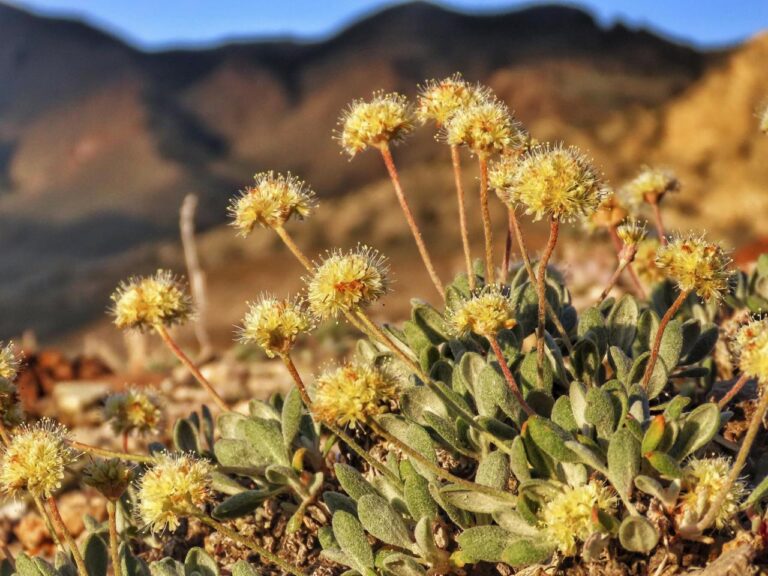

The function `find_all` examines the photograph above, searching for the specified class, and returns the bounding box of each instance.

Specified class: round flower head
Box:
[229,171,316,236]
[239,295,313,358]
[307,246,389,318]
[634,238,665,285]
[0,342,21,381]
[138,453,211,533]
[416,74,487,126]
[111,270,192,331]
[590,194,629,230]
[448,285,515,338]
[655,233,731,301]
[616,218,647,248]
[503,145,608,223]
[312,360,399,428]
[104,388,163,436]
[337,91,415,157]
[444,98,524,156]
[488,153,524,203]
[734,317,768,383]
[83,458,134,501]
[0,378,24,428]
[540,481,617,555]
[621,166,680,207]
[0,419,76,499]
[680,457,745,530]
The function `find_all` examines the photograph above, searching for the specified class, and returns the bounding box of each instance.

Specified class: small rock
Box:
[53,381,111,415]
[58,491,107,538]
[15,513,49,552]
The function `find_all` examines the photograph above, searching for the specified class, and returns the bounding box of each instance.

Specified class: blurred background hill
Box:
[1,1,767,343]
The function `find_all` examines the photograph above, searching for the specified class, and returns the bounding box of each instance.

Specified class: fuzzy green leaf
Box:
[501,539,555,568]
[607,428,641,498]
[173,419,201,455]
[526,416,579,463]
[645,451,682,479]
[358,494,414,550]
[607,294,639,353]
[618,516,659,553]
[184,548,218,576]
[475,451,509,490]
[281,386,303,448]
[670,403,721,461]
[456,526,514,563]
[332,511,375,571]
[334,463,378,501]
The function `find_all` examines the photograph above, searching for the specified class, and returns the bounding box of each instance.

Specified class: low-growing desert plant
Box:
[2,74,768,576]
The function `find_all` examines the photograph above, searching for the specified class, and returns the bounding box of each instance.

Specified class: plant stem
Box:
[508,209,573,353]
[155,324,229,412]
[280,354,400,484]
[451,144,475,290]
[122,431,129,453]
[597,246,638,304]
[0,421,10,446]
[640,290,690,391]
[33,495,63,549]
[487,335,535,416]
[502,209,514,283]
[379,143,445,299]
[609,225,646,299]
[650,200,667,245]
[477,155,495,284]
[717,373,751,409]
[69,440,156,464]
[694,389,768,533]
[536,218,560,388]
[275,225,313,270]
[47,497,88,576]
[192,512,306,576]
[366,418,516,504]
[106,501,122,576]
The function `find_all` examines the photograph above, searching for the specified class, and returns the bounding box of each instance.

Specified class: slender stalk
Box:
[47,497,88,576]
[192,512,306,576]
[477,155,495,284]
[275,225,313,270]
[717,373,751,409]
[34,495,63,549]
[597,246,638,304]
[280,354,399,483]
[508,209,573,353]
[106,501,122,576]
[487,335,535,416]
[366,418,516,504]
[502,209,514,283]
[640,290,690,391]
[650,200,668,245]
[154,324,229,412]
[609,225,646,299]
[450,144,475,290]
[122,431,129,454]
[694,389,768,533]
[69,440,156,464]
[379,143,445,299]
[536,218,560,387]
[0,421,10,446]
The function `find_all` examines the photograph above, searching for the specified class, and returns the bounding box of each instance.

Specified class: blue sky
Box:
[7,0,768,50]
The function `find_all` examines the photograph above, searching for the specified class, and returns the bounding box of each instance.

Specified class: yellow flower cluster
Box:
[111,270,192,331]
[734,317,768,384]
[590,194,629,230]
[444,98,523,156]
[138,453,212,533]
[416,74,486,127]
[239,295,313,357]
[634,238,665,285]
[499,145,608,222]
[0,342,21,381]
[229,171,316,235]
[338,91,415,157]
[448,286,515,337]
[540,481,617,555]
[83,458,134,501]
[0,419,75,499]
[616,218,647,247]
[104,388,163,436]
[313,361,399,428]
[621,166,679,207]
[307,246,389,318]
[655,233,731,301]
[680,457,745,530]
